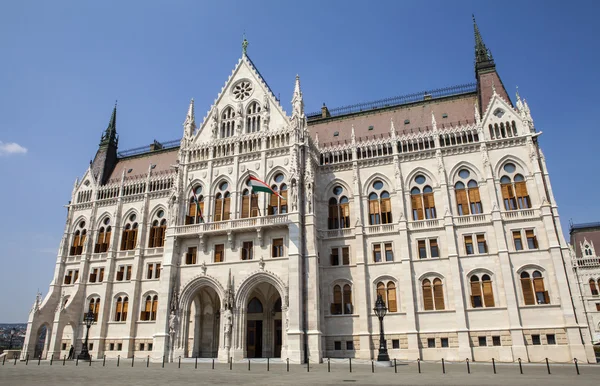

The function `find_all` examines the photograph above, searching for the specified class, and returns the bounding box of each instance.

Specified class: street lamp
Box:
[8,328,16,349]
[78,310,95,360]
[373,294,390,362]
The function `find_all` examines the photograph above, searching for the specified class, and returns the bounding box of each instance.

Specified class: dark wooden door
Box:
[246,320,263,358]
[274,320,282,358]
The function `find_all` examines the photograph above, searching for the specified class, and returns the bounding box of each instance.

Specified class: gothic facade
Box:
[22,21,597,364]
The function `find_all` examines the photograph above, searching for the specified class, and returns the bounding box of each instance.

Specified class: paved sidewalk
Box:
[1,359,599,386]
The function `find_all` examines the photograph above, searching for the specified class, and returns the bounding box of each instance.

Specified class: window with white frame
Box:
[410,174,436,220]
[331,283,353,315]
[422,276,445,310]
[520,269,549,305]
[328,185,350,229]
[454,169,483,216]
[376,280,397,312]
[367,180,392,225]
[146,262,161,279]
[70,220,87,256]
[372,242,393,263]
[330,246,350,266]
[469,274,495,308]
[512,229,538,251]
[417,238,439,259]
[120,214,138,251]
[94,217,111,253]
[499,163,531,211]
[463,233,488,255]
[116,265,132,281]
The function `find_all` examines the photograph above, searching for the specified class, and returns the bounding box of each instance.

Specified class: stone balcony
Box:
[573,256,600,268]
[173,213,290,237]
[500,208,538,222]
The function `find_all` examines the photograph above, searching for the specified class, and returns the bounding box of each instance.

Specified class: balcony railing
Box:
[408,219,442,231]
[501,209,537,221]
[174,214,290,237]
[364,224,396,235]
[454,214,489,226]
[322,228,353,239]
[573,257,600,268]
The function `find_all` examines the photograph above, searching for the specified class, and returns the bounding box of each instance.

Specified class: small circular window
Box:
[79,221,86,228]
[274,173,284,183]
[194,186,202,195]
[333,186,343,195]
[219,182,228,191]
[415,175,426,184]
[373,181,384,190]
[129,214,136,222]
[503,163,516,173]
[232,80,253,101]
[157,210,164,218]
[103,218,110,225]
[458,169,470,179]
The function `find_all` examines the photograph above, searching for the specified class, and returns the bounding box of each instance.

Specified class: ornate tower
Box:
[91,105,119,184]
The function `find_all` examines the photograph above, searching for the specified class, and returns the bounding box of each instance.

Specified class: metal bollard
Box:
[63,355,66,366]
[394,358,397,373]
[492,358,496,374]
[518,357,523,374]
[89,355,92,366]
[574,358,579,375]
[132,355,135,367]
[3,355,6,365]
[466,358,470,374]
[76,357,79,366]
[162,355,165,368]
[147,355,150,368]
[26,353,29,365]
[117,355,120,367]
[195,356,197,369]
[38,356,41,366]
[417,358,421,373]
[267,357,270,371]
[50,354,54,366]
[212,358,214,370]
[307,358,309,372]
[349,357,352,373]
[248,359,251,371]
[178,356,181,369]
[229,357,232,370]
[103,355,106,367]
[14,355,17,366]
[328,357,330,373]
[371,360,374,373]
[545,358,550,375]
[441,358,445,374]
[287,358,289,372]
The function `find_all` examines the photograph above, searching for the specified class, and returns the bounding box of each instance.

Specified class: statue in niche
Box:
[235,102,244,134]
[169,310,179,335]
[168,194,179,226]
[305,182,313,213]
[290,179,298,211]
[262,94,270,130]
[211,107,219,139]
[223,308,233,336]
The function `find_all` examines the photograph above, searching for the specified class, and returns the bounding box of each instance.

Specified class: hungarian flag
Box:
[191,188,204,223]
[248,175,281,198]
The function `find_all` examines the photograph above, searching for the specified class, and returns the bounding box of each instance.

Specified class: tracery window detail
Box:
[186,185,204,225]
[368,180,392,225]
[94,218,111,253]
[500,163,531,210]
[520,270,549,305]
[221,107,235,138]
[70,220,87,256]
[410,175,436,220]
[376,281,397,312]
[214,181,231,222]
[454,169,483,216]
[469,274,495,308]
[268,173,287,215]
[114,296,129,322]
[148,210,167,248]
[331,284,353,315]
[241,179,259,218]
[120,214,138,251]
[246,101,261,133]
[422,277,445,311]
[328,186,350,229]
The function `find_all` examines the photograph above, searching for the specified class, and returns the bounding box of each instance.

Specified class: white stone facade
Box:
[21,47,596,364]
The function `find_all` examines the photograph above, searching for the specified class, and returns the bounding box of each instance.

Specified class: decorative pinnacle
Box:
[242,33,248,56]
[473,14,494,67]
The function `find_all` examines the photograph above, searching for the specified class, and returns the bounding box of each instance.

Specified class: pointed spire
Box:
[100,103,118,147]
[291,74,304,118]
[390,118,397,139]
[351,124,356,144]
[515,86,523,111]
[183,98,196,138]
[474,101,481,124]
[473,15,494,71]
[431,111,437,132]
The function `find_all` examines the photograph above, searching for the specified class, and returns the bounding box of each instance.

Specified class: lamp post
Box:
[78,311,95,360]
[373,294,390,362]
[8,328,16,349]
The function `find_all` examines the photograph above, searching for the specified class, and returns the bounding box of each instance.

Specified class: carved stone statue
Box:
[235,102,244,135]
[305,182,313,214]
[211,107,219,139]
[262,94,270,131]
[290,179,298,211]
[168,194,179,226]
[223,308,233,335]
[169,310,179,335]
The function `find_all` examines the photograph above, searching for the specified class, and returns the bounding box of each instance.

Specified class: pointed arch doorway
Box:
[245,283,283,358]
[184,286,221,358]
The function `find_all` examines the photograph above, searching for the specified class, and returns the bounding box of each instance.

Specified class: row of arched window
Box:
[220,102,263,138]
[327,163,531,229]
[87,295,158,323]
[329,269,549,315]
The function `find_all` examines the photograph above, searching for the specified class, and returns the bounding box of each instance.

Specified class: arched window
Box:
[70,220,87,256]
[368,180,392,225]
[94,218,111,253]
[246,101,261,133]
[328,186,350,229]
[114,296,129,322]
[120,214,138,251]
[410,175,436,220]
[589,279,598,296]
[520,270,549,305]
[500,163,531,210]
[248,297,263,313]
[470,274,495,308]
[454,169,483,215]
[241,180,259,218]
[331,284,353,315]
[376,281,397,312]
[268,173,288,215]
[141,295,158,321]
[148,210,167,248]
[88,297,100,322]
[214,181,231,222]
[422,277,445,310]
[221,107,235,138]
[186,185,204,225]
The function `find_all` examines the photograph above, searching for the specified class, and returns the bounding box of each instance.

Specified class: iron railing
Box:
[117,139,180,158]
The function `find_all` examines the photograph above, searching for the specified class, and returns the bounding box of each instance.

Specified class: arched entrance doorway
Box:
[34,325,49,359]
[245,283,282,358]
[184,286,221,358]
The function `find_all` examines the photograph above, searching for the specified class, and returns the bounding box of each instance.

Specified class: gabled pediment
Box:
[192,55,290,144]
[481,92,525,138]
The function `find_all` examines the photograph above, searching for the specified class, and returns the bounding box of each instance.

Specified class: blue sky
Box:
[1,0,599,322]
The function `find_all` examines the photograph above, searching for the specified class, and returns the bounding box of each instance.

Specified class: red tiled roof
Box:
[107,148,179,182]
[570,225,600,257]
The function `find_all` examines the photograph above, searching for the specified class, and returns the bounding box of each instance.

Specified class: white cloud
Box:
[0,141,27,156]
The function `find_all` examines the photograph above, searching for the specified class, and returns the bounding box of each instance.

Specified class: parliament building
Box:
[22,19,597,363]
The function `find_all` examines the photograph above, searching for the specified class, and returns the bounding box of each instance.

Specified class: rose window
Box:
[232,80,253,101]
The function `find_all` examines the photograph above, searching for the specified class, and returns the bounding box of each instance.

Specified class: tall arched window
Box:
[470,274,495,308]
[114,296,129,322]
[246,101,261,133]
[120,214,138,251]
[268,173,287,215]
[331,284,353,315]
[88,297,100,322]
[376,281,397,312]
[70,220,87,255]
[454,169,483,215]
[221,107,235,138]
[368,180,392,225]
[94,218,111,253]
[141,295,158,321]
[520,270,549,305]
[589,279,598,296]
[500,163,531,210]
[248,297,263,313]
[148,210,167,248]
[410,175,436,220]
[241,179,259,218]
[422,277,445,310]
[214,181,231,221]
[328,186,350,229]
[186,185,204,225]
